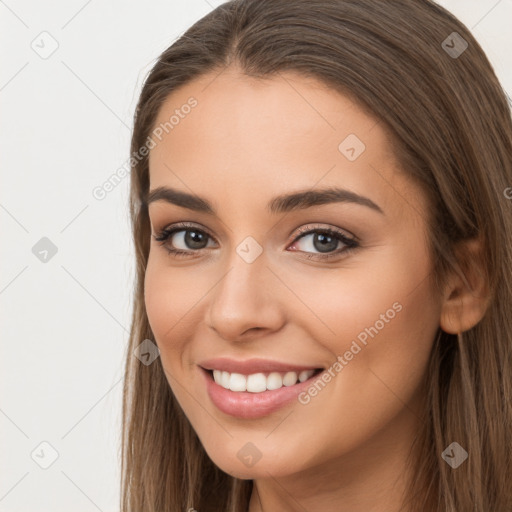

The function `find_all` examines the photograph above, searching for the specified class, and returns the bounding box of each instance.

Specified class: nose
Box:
[206,248,285,342]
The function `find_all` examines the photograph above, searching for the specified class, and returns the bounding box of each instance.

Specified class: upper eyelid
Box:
[155,222,356,245]
[293,224,356,241]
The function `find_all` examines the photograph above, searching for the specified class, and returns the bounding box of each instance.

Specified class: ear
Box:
[439,236,490,334]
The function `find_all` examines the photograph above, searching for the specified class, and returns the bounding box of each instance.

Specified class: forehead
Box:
[149,67,389,158]
[147,68,426,221]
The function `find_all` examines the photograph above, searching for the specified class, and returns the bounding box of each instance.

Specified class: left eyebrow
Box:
[144,186,384,216]
[268,187,384,215]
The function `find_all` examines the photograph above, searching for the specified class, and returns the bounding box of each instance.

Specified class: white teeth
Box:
[221,371,230,389]
[246,373,267,393]
[211,369,316,393]
[267,372,283,390]
[229,372,247,392]
[298,370,311,382]
[283,371,298,386]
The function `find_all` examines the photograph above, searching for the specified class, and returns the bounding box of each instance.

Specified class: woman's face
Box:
[145,67,442,480]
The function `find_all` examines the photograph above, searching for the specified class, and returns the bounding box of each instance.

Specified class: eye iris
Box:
[185,230,208,249]
[314,233,338,253]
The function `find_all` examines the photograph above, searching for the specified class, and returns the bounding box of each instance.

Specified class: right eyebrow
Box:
[145,186,214,214]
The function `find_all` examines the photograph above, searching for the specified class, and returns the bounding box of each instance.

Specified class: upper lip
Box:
[198,357,323,374]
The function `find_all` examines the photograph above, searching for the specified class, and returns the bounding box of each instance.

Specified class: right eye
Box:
[153,223,217,257]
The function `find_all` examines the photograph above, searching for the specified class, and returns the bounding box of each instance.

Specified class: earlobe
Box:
[439,237,490,334]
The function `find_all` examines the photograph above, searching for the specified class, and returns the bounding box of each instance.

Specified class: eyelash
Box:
[152,221,359,261]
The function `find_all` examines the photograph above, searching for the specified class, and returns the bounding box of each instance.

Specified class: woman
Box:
[121,1,512,510]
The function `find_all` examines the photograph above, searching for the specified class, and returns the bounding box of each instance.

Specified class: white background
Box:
[1,1,511,510]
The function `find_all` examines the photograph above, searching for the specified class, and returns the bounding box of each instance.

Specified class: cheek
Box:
[312,245,440,417]
[277,242,438,351]
[144,258,203,357]
[358,275,440,403]
[283,243,440,413]
[144,258,209,414]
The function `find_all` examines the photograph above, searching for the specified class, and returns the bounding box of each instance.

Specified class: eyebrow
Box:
[144,186,384,216]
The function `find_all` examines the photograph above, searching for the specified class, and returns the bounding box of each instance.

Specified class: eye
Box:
[152,222,216,258]
[288,224,359,261]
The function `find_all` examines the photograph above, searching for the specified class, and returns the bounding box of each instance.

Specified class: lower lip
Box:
[201,367,321,419]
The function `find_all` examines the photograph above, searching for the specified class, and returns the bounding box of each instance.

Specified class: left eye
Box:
[289,228,358,257]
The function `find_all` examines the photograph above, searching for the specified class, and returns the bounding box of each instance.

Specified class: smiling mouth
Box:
[205,368,324,393]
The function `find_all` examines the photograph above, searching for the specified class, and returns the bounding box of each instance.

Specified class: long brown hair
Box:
[120,1,512,510]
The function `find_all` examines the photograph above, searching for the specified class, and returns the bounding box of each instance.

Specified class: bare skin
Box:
[144,66,488,512]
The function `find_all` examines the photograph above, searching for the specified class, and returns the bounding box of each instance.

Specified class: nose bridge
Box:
[206,237,283,339]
